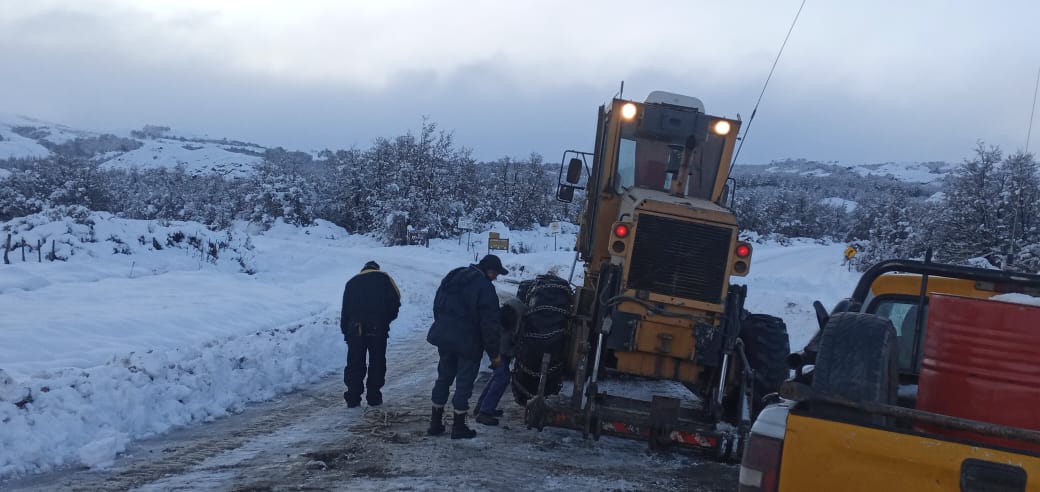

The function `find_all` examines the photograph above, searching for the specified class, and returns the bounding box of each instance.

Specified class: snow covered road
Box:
[3,312,739,491]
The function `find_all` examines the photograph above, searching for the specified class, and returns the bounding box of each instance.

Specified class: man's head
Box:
[477,254,508,281]
[362,260,380,271]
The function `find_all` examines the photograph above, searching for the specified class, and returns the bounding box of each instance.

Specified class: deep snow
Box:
[1,212,856,480]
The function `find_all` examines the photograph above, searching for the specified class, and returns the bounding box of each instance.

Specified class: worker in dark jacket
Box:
[426,254,507,439]
[341,260,401,408]
[474,296,526,425]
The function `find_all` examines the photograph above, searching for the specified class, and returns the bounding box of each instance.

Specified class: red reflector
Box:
[736,244,751,258]
[614,224,630,238]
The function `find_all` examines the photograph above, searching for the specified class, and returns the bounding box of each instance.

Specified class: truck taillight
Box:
[739,432,783,492]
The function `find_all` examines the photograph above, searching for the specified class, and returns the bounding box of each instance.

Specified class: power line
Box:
[1027,65,1039,153]
[732,0,807,167]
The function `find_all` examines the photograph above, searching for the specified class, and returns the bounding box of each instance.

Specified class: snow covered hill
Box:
[0,115,52,160]
[740,158,955,185]
[0,114,266,177]
[0,211,860,480]
[2,113,961,184]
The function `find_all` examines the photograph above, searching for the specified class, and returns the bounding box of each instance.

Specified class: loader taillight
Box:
[736,243,751,258]
[739,432,783,492]
[613,223,630,238]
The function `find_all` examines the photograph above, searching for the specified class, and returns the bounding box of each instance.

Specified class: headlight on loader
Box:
[713,120,732,136]
[621,103,638,120]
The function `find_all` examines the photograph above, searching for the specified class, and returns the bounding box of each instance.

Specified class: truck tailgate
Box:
[779,413,1040,491]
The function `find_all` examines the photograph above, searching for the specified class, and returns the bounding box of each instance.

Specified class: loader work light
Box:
[712,120,732,136]
[621,102,638,120]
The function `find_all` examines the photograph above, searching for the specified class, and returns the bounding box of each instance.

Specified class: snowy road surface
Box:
[3,314,739,491]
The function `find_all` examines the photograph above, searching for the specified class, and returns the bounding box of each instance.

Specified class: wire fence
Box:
[3,233,50,264]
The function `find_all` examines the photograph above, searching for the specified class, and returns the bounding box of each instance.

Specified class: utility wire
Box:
[1027,65,1040,153]
[732,0,807,167]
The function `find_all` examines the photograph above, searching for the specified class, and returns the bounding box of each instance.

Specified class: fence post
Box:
[51,240,56,262]
[21,240,26,262]
[37,239,42,262]
[3,234,9,265]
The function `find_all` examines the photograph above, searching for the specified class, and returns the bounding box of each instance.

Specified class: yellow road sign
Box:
[845,246,857,259]
[489,238,509,251]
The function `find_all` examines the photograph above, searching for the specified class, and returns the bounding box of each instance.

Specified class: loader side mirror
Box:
[565,158,583,184]
[556,184,575,203]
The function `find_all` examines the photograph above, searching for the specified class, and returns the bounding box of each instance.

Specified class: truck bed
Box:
[778,412,1040,491]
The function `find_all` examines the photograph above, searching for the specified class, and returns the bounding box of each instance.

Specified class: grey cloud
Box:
[1,1,1038,166]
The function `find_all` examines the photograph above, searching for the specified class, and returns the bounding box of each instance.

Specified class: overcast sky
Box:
[1,0,1038,165]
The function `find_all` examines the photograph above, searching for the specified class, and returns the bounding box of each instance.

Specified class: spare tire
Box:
[740,313,790,414]
[812,312,898,425]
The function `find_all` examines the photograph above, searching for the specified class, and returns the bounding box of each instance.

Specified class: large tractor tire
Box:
[511,274,573,406]
[811,312,898,425]
[740,313,790,415]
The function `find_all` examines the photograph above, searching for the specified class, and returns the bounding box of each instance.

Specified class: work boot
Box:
[427,406,445,436]
[451,411,477,439]
[475,412,499,426]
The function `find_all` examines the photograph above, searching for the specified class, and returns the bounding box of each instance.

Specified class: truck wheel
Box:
[740,313,790,415]
[812,312,898,425]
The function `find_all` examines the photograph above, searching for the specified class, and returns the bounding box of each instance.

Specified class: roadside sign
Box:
[549,222,561,234]
[489,238,509,251]
[844,246,857,259]
[489,232,500,239]
[458,218,475,230]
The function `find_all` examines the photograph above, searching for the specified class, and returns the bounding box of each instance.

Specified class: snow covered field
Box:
[0,212,857,480]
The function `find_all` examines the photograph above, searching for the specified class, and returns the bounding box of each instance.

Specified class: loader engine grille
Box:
[627,214,732,304]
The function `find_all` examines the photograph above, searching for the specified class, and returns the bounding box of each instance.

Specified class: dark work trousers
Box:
[344,335,388,405]
[476,356,512,415]
[431,348,481,412]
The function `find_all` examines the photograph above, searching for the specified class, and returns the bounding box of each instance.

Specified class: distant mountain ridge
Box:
[734,157,955,185]
[0,113,266,177]
[1,113,958,184]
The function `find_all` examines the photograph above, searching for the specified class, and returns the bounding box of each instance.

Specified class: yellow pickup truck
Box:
[739,259,1040,492]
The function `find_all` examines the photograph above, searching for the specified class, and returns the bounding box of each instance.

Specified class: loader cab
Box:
[613,94,735,202]
[561,91,742,266]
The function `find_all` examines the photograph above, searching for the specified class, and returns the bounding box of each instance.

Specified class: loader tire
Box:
[740,313,790,415]
[511,274,573,405]
[811,312,898,425]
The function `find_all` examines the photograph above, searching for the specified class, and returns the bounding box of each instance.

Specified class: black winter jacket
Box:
[426,265,502,360]
[341,269,401,340]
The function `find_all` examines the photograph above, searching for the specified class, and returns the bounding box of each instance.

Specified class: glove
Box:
[489,355,502,370]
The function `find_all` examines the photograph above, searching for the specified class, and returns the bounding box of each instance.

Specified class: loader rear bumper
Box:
[525,392,740,458]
